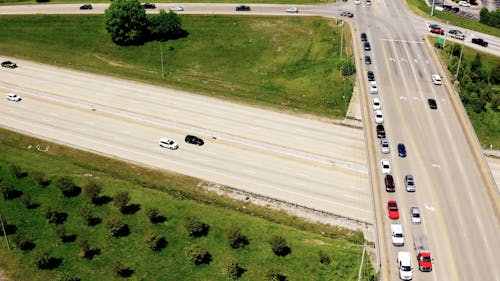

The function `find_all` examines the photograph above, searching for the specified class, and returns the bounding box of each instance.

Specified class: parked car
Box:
[451,7,460,13]
[364,41,371,51]
[410,207,421,224]
[185,135,204,146]
[370,81,378,94]
[80,4,93,9]
[376,124,386,138]
[430,28,444,35]
[472,38,488,47]
[381,138,390,154]
[387,200,399,219]
[235,5,251,11]
[448,29,464,40]
[159,138,179,150]
[428,24,441,30]
[428,98,438,109]
[1,61,17,68]
[381,159,391,174]
[170,6,184,11]
[385,174,395,192]
[360,33,367,42]
[374,110,384,124]
[6,93,21,102]
[397,143,407,157]
[458,1,470,7]
[286,7,298,13]
[142,3,156,9]
[365,55,372,65]
[372,97,381,110]
[367,71,375,81]
[431,74,442,85]
[340,11,354,17]
[405,174,415,192]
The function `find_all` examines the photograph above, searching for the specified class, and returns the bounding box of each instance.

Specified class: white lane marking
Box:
[400,96,408,101]
[243,169,256,175]
[343,194,359,200]
[425,203,435,212]
[296,172,310,178]
[381,38,424,44]
[204,150,217,155]
[431,163,441,168]
[294,182,305,186]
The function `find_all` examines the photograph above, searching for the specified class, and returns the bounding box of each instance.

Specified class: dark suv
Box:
[80,4,92,9]
[1,61,17,68]
[367,71,375,81]
[472,38,488,47]
[142,3,156,9]
[385,175,395,192]
[364,41,371,51]
[236,5,251,11]
[361,33,367,41]
[376,124,386,138]
[185,135,204,146]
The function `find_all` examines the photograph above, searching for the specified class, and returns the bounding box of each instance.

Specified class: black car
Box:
[472,38,488,47]
[361,33,367,42]
[235,5,251,11]
[1,61,17,68]
[364,41,371,51]
[340,11,354,17]
[428,98,438,109]
[365,55,372,65]
[385,175,395,192]
[450,7,459,13]
[367,71,375,81]
[397,143,407,157]
[142,3,156,9]
[376,124,386,138]
[80,4,93,9]
[185,135,204,146]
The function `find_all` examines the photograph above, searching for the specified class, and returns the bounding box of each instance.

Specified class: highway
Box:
[1,2,499,281]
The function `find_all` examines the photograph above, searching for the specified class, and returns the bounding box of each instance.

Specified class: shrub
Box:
[77,237,100,259]
[54,176,80,197]
[144,229,167,251]
[113,191,131,213]
[33,171,49,187]
[185,217,210,238]
[269,235,291,257]
[149,10,185,41]
[265,267,287,281]
[319,250,331,264]
[20,193,32,208]
[185,244,212,265]
[105,213,129,237]
[0,181,21,200]
[35,249,61,270]
[112,261,133,278]
[145,206,164,223]
[11,164,23,178]
[227,261,247,279]
[58,273,81,281]
[78,205,93,226]
[83,181,101,202]
[339,59,356,77]
[42,206,68,225]
[12,234,35,251]
[226,226,249,249]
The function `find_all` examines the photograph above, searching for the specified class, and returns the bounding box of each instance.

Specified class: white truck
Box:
[413,231,433,272]
[397,251,413,280]
[391,224,404,246]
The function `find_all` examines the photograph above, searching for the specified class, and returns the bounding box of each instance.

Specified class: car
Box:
[385,174,395,192]
[235,5,251,11]
[428,24,440,30]
[286,7,298,13]
[366,0,371,6]
[428,98,437,109]
[170,6,184,11]
[451,7,460,13]
[360,33,367,42]
[381,159,391,174]
[364,41,371,51]
[80,4,92,10]
[367,71,375,81]
[391,224,405,246]
[387,200,399,219]
[430,28,444,35]
[185,135,204,146]
[159,138,179,150]
[458,1,470,7]
[381,138,390,154]
[410,207,421,224]
[376,124,386,138]
[1,61,17,68]
[374,110,384,124]
[443,4,452,11]
[448,29,465,40]
[431,74,442,85]
[405,174,415,192]
[340,11,354,17]
[397,143,407,157]
[355,0,361,4]
[365,55,372,65]
[472,38,488,47]
[142,3,156,9]
[370,81,378,94]
[6,93,21,102]
[372,97,381,110]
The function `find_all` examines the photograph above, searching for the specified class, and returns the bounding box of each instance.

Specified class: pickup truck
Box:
[414,232,433,272]
[472,38,488,47]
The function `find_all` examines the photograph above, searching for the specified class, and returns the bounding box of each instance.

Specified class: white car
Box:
[372,97,381,110]
[6,93,21,102]
[391,224,404,246]
[369,81,378,94]
[431,74,442,85]
[355,0,361,4]
[381,138,390,154]
[170,6,184,11]
[374,110,384,124]
[381,159,391,174]
[458,1,470,6]
[159,138,179,150]
[286,7,298,13]
[410,207,421,224]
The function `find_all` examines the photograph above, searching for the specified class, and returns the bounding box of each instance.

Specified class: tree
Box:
[0,182,20,200]
[113,191,131,213]
[144,229,167,251]
[105,213,129,237]
[149,10,184,41]
[78,205,93,226]
[54,176,79,197]
[479,8,491,26]
[265,267,287,281]
[227,261,247,279]
[145,206,164,223]
[339,59,356,77]
[185,244,212,265]
[105,0,149,45]
[112,261,133,277]
[318,250,331,264]
[77,237,100,259]
[185,217,210,238]
[11,164,23,178]
[269,235,291,257]
[226,226,249,249]
[33,171,49,187]
[20,193,32,208]
[83,181,101,202]
[35,249,61,270]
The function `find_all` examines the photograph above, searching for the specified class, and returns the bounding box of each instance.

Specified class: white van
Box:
[397,252,413,280]
[391,224,404,246]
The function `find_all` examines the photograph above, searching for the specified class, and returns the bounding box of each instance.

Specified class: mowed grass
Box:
[0,128,375,281]
[0,15,352,118]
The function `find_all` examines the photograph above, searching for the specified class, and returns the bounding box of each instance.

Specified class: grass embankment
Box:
[433,39,500,148]
[0,15,353,118]
[406,0,500,37]
[0,128,375,280]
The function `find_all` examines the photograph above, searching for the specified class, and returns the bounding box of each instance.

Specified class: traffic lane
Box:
[486,156,500,187]
[0,94,373,222]
[0,58,366,168]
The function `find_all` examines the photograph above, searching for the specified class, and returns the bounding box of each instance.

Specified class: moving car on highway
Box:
[286,7,298,13]
[6,93,21,102]
[380,138,390,154]
[381,159,391,174]
[385,174,395,192]
[374,110,384,124]
[185,135,204,146]
[142,3,156,9]
[410,207,421,224]
[448,29,465,40]
[360,32,367,41]
[236,5,251,11]
[365,55,372,65]
[397,143,406,157]
[405,174,415,192]
[170,6,184,11]
[80,4,92,9]
[432,74,442,85]
[159,138,179,150]
[340,11,353,17]
[472,38,488,47]
[1,60,17,68]
[367,71,375,81]
[387,200,399,219]
[428,98,438,109]
[391,224,404,246]
[370,81,378,94]
[372,97,381,110]
[376,124,386,138]
[364,42,371,51]
[458,1,470,6]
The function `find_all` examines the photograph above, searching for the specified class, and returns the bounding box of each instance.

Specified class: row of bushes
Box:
[479,8,500,29]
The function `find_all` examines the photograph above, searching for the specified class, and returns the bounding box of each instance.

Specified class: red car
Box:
[431,28,444,35]
[387,200,399,219]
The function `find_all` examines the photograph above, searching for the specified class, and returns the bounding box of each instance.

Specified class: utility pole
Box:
[160,43,165,78]
[443,20,449,48]
[455,32,466,80]
[340,21,344,57]
[431,0,435,16]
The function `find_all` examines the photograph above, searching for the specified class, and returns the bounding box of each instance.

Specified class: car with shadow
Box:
[185,135,204,146]
[80,4,92,10]
[236,5,251,11]
[1,61,17,68]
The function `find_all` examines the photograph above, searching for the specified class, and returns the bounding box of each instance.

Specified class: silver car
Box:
[405,175,415,192]
[410,207,421,224]
[381,138,390,154]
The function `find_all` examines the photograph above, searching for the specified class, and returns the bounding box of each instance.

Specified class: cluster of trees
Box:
[479,8,500,28]
[105,0,186,45]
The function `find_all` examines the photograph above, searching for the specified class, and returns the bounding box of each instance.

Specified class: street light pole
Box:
[160,43,165,78]
[443,20,449,48]
[340,21,344,57]
[431,0,435,16]
[455,32,465,80]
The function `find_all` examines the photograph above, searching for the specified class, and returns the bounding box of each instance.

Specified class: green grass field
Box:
[1,0,334,4]
[0,15,353,118]
[0,128,375,280]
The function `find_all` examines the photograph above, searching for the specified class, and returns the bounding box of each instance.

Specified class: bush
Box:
[20,193,32,208]
[269,235,291,257]
[226,226,249,249]
[78,205,94,226]
[0,181,21,200]
[83,181,101,202]
[185,218,210,238]
[35,249,62,270]
[265,267,287,281]
[113,191,131,213]
[185,244,212,265]
[77,237,100,259]
[319,250,331,264]
[144,229,167,251]
[55,225,76,243]
[149,10,185,41]
[145,206,165,223]
[42,206,68,225]
[33,171,49,187]
[112,261,133,278]
[58,273,81,281]
[227,261,247,279]
[11,164,24,178]
[105,213,129,237]
[54,176,80,197]
[12,234,35,251]
[339,59,356,77]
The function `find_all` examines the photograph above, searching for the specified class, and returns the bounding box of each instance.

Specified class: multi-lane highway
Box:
[1,3,499,281]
